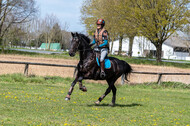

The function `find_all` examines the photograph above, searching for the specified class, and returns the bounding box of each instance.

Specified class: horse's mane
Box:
[78,33,91,44]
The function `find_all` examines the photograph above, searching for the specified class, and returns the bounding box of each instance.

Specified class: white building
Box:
[110,36,190,61]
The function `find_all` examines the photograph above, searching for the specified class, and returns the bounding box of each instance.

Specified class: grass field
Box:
[1,49,77,60]
[0,74,189,126]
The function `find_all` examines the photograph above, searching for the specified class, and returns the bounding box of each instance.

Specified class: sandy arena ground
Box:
[0,54,189,84]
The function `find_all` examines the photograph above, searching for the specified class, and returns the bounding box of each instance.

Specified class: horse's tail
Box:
[123,62,132,82]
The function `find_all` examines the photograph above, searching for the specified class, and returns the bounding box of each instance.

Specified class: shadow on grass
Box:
[87,103,143,107]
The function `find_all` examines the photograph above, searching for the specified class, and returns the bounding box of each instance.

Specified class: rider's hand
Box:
[89,43,94,47]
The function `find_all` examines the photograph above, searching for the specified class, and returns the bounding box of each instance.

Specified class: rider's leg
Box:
[100,61,105,77]
[100,48,108,78]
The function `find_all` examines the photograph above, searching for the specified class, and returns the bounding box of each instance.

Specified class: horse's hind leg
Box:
[110,85,117,106]
[95,77,118,105]
[106,78,118,106]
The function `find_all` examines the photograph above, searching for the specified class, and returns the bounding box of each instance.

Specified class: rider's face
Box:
[97,24,102,29]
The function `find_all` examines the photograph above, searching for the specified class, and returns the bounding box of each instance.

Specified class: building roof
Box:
[164,36,190,48]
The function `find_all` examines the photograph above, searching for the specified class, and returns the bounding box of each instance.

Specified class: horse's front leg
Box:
[65,77,78,101]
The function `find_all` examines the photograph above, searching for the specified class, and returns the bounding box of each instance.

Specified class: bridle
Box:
[72,35,92,52]
[72,36,80,52]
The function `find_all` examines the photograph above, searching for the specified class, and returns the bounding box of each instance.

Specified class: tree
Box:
[130,0,190,62]
[5,25,26,48]
[81,0,138,56]
[181,23,190,55]
[51,23,62,43]
[111,0,139,56]
[38,33,46,46]
[40,14,61,50]
[27,18,42,49]
[21,14,70,50]
[0,0,37,53]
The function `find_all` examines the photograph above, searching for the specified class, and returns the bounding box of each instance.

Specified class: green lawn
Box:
[1,49,77,60]
[0,74,189,126]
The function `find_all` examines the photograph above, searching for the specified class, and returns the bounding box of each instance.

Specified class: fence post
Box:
[24,64,29,76]
[157,73,162,85]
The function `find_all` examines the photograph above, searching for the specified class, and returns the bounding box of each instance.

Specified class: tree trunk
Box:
[46,33,48,50]
[156,43,163,63]
[118,35,123,55]
[0,37,4,53]
[128,36,134,58]
[110,38,114,54]
[0,1,2,53]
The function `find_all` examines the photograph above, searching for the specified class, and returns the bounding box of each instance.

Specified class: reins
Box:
[77,36,93,52]
[77,48,92,51]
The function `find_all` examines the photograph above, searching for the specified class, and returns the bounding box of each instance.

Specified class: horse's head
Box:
[69,32,80,57]
[69,32,91,57]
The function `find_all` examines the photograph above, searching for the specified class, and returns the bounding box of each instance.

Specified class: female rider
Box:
[90,19,109,78]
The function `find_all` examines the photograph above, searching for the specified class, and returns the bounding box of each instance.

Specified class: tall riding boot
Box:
[100,61,106,78]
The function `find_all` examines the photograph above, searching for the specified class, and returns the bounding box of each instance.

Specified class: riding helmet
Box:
[96,19,105,27]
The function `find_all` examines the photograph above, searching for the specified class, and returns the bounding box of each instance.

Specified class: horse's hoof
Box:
[82,86,87,92]
[80,86,87,92]
[65,97,70,101]
[94,101,100,105]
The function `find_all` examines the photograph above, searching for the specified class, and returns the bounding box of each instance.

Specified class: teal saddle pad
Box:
[96,57,111,69]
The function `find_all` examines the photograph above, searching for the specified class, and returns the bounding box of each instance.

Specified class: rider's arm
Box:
[99,30,108,47]
[99,40,108,47]
[90,39,96,45]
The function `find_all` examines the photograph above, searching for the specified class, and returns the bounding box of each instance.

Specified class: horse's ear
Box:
[71,32,74,37]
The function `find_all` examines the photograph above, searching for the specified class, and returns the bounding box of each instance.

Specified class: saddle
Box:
[96,57,111,69]
[94,47,111,69]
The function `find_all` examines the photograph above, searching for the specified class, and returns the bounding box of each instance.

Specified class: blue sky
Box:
[37,0,86,33]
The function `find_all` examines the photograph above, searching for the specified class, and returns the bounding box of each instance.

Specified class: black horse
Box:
[65,32,132,106]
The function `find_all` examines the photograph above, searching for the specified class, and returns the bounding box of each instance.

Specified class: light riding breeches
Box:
[100,48,108,62]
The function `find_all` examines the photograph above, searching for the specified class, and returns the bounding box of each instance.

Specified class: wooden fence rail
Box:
[0,61,76,76]
[131,72,190,85]
[0,60,190,85]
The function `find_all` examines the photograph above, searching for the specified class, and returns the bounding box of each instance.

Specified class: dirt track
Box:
[0,55,189,84]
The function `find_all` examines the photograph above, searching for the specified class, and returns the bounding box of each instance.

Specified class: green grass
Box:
[0,74,189,126]
[1,49,78,60]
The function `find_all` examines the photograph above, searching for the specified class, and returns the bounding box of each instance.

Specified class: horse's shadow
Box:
[87,103,143,107]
